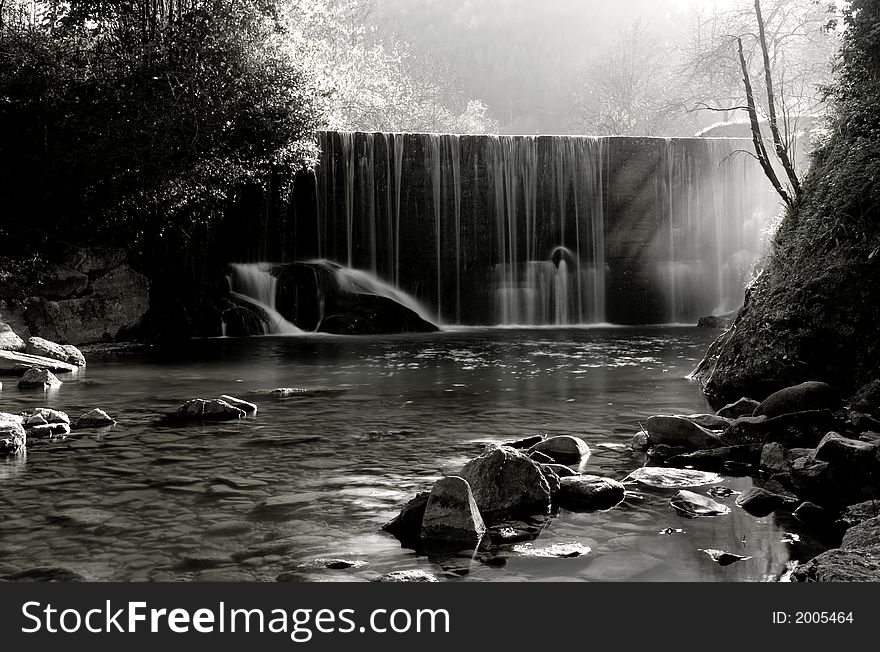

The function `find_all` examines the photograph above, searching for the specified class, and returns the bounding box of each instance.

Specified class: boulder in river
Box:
[644,415,723,449]
[716,397,760,419]
[24,407,70,426]
[0,417,26,455]
[26,337,86,367]
[18,368,62,389]
[75,408,117,429]
[753,381,840,418]
[175,398,246,421]
[735,486,798,517]
[669,490,731,517]
[556,475,626,511]
[527,435,590,464]
[420,476,486,547]
[0,322,25,352]
[0,350,78,375]
[382,491,430,549]
[458,446,551,523]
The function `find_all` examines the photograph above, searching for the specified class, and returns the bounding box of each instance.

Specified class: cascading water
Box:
[310,132,780,326]
[226,263,303,335]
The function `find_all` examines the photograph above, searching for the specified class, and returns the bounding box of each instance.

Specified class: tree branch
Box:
[754,0,801,200]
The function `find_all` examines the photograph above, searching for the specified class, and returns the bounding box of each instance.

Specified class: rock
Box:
[624,467,721,489]
[665,444,761,471]
[697,314,733,329]
[382,491,430,548]
[721,410,836,448]
[18,368,62,389]
[274,261,438,334]
[814,432,878,467]
[542,463,578,478]
[701,549,752,565]
[175,398,245,421]
[789,457,831,499]
[270,387,308,397]
[760,442,788,473]
[716,397,760,419]
[527,435,590,463]
[794,515,880,581]
[511,542,591,558]
[25,407,70,425]
[21,264,149,345]
[556,475,626,510]
[0,350,79,374]
[647,444,688,463]
[837,501,880,529]
[0,419,26,455]
[754,381,840,419]
[504,435,545,450]
[27,422,71,438]
[26,337,86,367]
[75,408,116,429]
[849,411,880,431]
[631,431,650,451]
[850,380,880,416]
[623,466,721,489]
[858,431,880,444]
[0,322,25,352]
[793,501,832,529]
[374,570,439,583]
[528,450,555,464]
[644,415,723,449]
[681,413,731,430]
[735,487,797,516]
[538,464,561,495]
[669,490,731,517]
[458,446,551,522]
[218,395,258,416]
[420,476,486,546]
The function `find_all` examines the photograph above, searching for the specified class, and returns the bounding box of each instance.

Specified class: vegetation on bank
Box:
[696,0,880,406]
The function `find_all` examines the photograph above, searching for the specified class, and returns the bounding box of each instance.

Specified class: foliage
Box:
[0,0,319,248]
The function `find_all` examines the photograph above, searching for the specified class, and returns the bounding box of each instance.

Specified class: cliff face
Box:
[694,0,880,408]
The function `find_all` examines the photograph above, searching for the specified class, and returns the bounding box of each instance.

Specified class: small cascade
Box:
[226,263,304,335]
[310,132,779,325]
[332,265,437,327]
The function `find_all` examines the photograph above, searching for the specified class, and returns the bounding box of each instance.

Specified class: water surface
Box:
[0,327,828,581]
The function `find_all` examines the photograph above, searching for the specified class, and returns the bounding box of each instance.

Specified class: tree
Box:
[570,20,697,136]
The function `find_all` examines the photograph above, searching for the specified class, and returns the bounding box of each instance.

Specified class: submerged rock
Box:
[458,446,551,522]
[374,570,439,583]
[528,435,590,463]
[754,381,840,419]
[219,395,258,416]
[18,368,62,389]
[421,476,486,546]
[511,542,591,558]
[669,490,731,517]
[665,444,761,471]
[75,408,116,429]
[624,467,721,489]
[556,475,626,510]
[382,491,430,548]
[175,398,246,421]
[716,397,760,419]
[644,415,723,449]
[701,549,752,566]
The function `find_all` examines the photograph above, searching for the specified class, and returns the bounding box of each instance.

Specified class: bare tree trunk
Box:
[754,0,801,200]
[737,36,792,208]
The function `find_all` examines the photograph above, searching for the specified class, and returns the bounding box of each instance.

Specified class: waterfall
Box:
[226,263,304,335]
[310,132,779,326]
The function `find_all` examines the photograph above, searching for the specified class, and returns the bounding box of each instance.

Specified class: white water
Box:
[226,263,304,335]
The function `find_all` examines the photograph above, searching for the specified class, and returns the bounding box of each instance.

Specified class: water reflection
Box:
[0,328,829,581]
